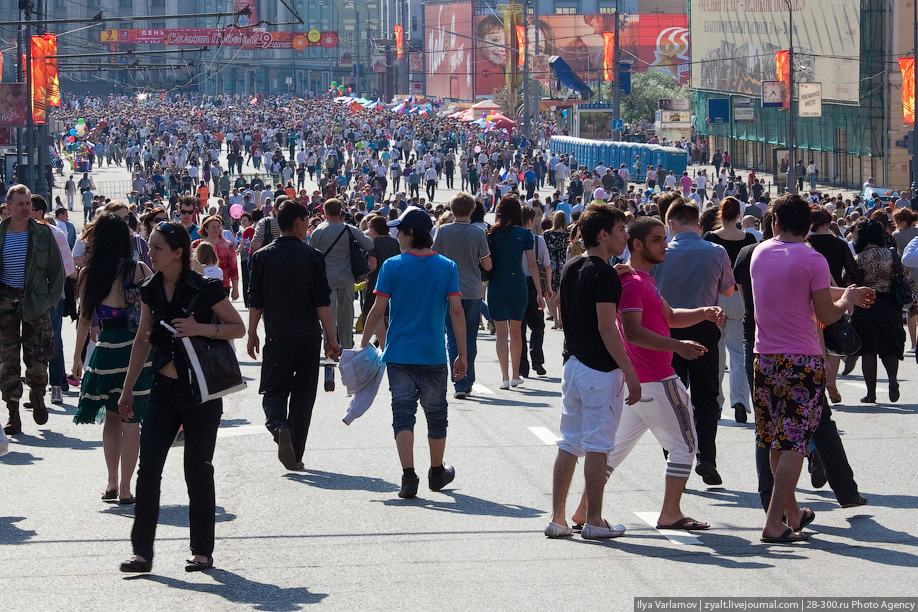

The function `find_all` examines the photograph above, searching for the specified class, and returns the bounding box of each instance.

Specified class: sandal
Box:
[761,528,809,544]
[118,496,136,505]
[185,556,214,572]
[102,489,118,502]
[656,517,710,530]
[826,386,842,404]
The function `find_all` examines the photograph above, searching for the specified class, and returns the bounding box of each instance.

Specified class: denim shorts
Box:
[387,363,448,439]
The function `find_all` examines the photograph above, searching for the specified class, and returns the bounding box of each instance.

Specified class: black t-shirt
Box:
[560,255,622,372]
[732,242,759,339]
[703,231,758,267]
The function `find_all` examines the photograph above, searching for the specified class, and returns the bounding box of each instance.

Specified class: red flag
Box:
[30,35,47,124]
[603,33,615,81]
[43,34,60,108]
[900,58,915,125]
[394,25,404,60]
[776,50,790,111]
[516,25,525,67]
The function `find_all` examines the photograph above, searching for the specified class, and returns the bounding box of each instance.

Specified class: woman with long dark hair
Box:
[851,220,908,403]
[72,213,153,504]
[487,195,543,389]
[117,221,245,573]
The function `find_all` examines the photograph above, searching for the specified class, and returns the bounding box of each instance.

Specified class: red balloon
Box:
[348,87,352,93]
[68,136,75,142]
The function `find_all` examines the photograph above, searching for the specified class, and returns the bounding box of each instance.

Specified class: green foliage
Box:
[596,70,693,124]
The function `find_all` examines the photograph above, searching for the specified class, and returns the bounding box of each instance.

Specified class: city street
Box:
[1,159,916,609]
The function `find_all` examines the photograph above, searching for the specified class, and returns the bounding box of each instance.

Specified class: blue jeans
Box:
[388,363,448,439]
[445,298,480,393]
[49,296,66,389]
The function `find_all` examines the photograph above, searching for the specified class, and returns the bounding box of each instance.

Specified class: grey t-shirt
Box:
[309,221,375,289]
[432,221,490,299]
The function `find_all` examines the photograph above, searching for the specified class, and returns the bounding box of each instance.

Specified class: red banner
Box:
[0,84,29,127]
[100,28,337,49]
[394,25,404,59]
[602,32,614,81]
[776,50,790,111]
[516,25,525,67]
[30,35,47,124]
[424,3,474,101]
[44,33,60,109]
[901,58,915,126]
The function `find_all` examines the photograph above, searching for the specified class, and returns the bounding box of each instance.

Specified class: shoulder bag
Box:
[323,225,370,283]
[822,272,861,357]
[161,289,246,404]
[889,247,916,308]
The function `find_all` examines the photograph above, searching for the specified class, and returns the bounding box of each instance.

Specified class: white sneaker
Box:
[544,522,573,538]
[510,378,524,387]
[582,520,626,539]
[500,380,511,390]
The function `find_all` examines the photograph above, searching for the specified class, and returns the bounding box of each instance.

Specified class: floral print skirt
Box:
[753,353,825,455]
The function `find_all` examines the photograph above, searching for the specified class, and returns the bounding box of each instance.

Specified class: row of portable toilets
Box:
[549,136,689,177]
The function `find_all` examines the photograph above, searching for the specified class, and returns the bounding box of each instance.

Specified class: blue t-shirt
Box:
[1,230,28,288]
[374,252,460,366]
[556,201,573,224]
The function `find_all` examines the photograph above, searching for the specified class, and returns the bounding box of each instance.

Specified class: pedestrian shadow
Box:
[809,489,918,509]
[828,402,918,415]
[102,504,237,525]
[471,396,553,408]
[514,387,561,398]
[0,450,42,465]
[378,490,543,519]
[220,418,252,429]
[683,487,763,510]
[0,516,37,544]
[813,515,918,567]
[9,430,102,451]
[284,470,398,494]
[129,569,328,610]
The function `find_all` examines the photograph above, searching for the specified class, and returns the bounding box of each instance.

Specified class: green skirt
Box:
[73,325,154,425]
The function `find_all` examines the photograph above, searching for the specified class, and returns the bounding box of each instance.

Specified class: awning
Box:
[549,56,592,99]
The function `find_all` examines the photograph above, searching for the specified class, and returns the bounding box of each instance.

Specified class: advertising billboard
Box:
[470,13,688,98]
[0,84,29,128]
[690,0,860,103]
[99,29,339,49]
[425,2,475,101]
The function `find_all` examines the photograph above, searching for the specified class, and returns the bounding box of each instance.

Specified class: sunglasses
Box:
[152,216,167,223]
[180,210,195,215]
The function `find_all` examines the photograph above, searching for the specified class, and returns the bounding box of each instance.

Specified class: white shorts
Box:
[607,376,697,480]
[557,356,625,457]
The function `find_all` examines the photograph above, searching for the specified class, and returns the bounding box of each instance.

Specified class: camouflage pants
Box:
[0,289,53,403]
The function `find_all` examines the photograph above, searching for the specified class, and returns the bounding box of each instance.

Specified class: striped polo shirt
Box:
[1,231,28,288]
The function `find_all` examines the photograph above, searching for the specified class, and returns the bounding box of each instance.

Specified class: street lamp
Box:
[784,0,797,194]
[344,0,374,94]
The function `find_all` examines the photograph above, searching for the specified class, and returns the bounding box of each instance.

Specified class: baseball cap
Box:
[387,206,432,233]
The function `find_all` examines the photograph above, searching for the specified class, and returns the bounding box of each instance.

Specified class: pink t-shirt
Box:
[617,269,677,383]
[750,239,831,355]
[680,175,692,195]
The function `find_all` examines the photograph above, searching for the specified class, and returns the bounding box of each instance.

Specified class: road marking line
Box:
[217,424,265,439]
[472,383,494,395]
[634,512,703,546]
[528,426,560,445]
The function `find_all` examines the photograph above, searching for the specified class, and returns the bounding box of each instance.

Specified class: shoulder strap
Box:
[323,225,349,254]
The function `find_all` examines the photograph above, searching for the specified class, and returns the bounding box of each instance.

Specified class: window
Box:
[554,6,577,14]
[598,6,616,14]
[118,0,131,7]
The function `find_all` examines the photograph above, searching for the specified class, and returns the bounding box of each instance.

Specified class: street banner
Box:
[0,84,29,127]
[603,32,614,81]
[900,57,915,125]
[44,33,60,109]
[516,25,525,67]
[99,29,338,49]
[30,35,47,124]
[775,50,790,111]
[394,25,404,59]
[424,3,474,100]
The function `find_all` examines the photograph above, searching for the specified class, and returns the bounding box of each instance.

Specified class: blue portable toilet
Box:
[599,142,610,168]
[667,147,688,175]
[608,142,620,169]
[651,146,666,171]
[638,144,652,173]
[590,142,600,169]
[618,143,633,171]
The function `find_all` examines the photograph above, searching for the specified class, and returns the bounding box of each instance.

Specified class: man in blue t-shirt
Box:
[360,207,467,499]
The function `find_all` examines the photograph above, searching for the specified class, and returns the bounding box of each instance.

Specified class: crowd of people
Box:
[1,92,915,571]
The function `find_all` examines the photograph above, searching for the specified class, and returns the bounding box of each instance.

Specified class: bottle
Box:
[324,361,335,392]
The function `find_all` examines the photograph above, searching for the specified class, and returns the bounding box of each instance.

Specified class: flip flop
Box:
[101,489,118,502]
[794,508,816,531]
[761,528,809,544]
[657,517,710,530]
[118,496,136,506]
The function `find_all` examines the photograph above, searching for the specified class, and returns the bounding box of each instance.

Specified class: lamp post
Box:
[612,0,621,141]
[785,0,797,194]
[912,0,917,197]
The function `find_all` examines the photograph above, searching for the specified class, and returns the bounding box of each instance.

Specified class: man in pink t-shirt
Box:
[570,216,725,531]
[680,172,693,197]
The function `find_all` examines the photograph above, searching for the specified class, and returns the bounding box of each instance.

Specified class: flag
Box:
[43,34,60,108]
[30,35,47,124]
[776,50,790,111]
[603,33,614,81]
[900,58,915,125]
[394,25,404,59]
[516,25,525,67]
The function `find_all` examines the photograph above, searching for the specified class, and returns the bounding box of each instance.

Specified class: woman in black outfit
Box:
[807,206,863,403]
[117,221,245,573]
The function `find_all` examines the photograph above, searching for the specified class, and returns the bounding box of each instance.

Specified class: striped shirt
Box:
[1,231,28,288]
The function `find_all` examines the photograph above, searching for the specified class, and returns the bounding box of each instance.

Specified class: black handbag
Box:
[480,231,494,283]
[823,314,861,357]
[889,248,915,308]
[162,291,245,404]
[325,225,370,284]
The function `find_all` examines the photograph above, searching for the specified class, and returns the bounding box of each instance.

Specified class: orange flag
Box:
[44,34,60,108]
[900,58,915,125]
[603,33,614,81]
[30,35,47,124]
[516,25,525,67]
[394,25,404,59]
[776,50,790,111]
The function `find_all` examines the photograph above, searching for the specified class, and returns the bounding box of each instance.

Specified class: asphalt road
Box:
[1,157,916,610]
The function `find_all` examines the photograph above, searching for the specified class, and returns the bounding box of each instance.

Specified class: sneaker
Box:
[428,464,455,492]
[544,522,573,538]
[398,473,420,499]
[454,390,467,400]
[500,380,511,390]
[695,460,723,486]
[582,520,626,539]
[50,386,63,405]
[510,378,524,387]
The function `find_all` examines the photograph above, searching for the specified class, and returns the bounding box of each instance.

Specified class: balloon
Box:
[348,87,352,93]
[68,136,74,142]
[481,113,487,118]
[69,129,76,136]
[561,109,568,117]
[331,81,337,87]
[474,146,481,153]
[229,204,244,219]
[77,118,84,124]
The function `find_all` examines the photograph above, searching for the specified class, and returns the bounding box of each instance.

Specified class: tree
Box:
[598,70,693,124]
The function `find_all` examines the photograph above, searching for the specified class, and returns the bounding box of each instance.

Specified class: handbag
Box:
[889,247,916,308]
[161,290,246,404]
[480,231,494,283]
[823,314,861,357]
[324,225,370,283]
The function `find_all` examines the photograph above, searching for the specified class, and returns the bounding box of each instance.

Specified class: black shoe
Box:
[120,558,152,573]
[809,454,827,489]
[840,494,868,508]
[695,461,723,486]
[398,473,420,499]
[733,403,747,423]
[860,395,876,404]
[30,388,48,426]
[428,463,455,492]
[890,382,900,403]
[185,556,214,572]
[277,428,296,470]
[533,364,546,376]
